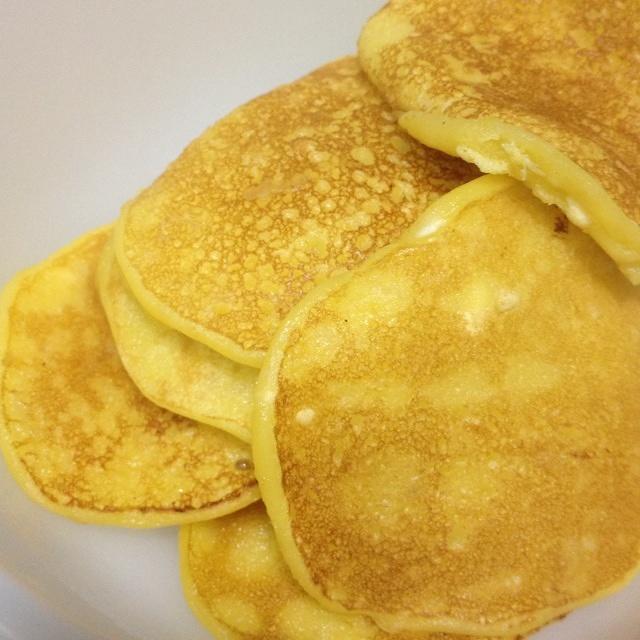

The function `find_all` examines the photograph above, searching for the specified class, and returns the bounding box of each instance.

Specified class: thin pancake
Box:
[0,228,259,527]
[97,238,256,443]
[358,0,640,283]
[180,502,516,640]
[115,56,476,367]
[253,176,640,636]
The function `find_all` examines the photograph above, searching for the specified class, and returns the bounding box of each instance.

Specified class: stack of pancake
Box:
[1,1,639,638]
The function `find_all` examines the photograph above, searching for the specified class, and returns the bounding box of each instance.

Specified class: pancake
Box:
[97,238,256,443]
[181,502,517,640]
[0,228,259,527]
[358,0,640,284]
[253,176,640,636]
[115,56,476,367]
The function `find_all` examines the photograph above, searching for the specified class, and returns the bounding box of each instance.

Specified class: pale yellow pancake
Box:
[181,502,518,640]
[358,0,640,283]
[115,56,476,367]
[97,238,256,443]
[0,228,259,527]
[253,176,640,636]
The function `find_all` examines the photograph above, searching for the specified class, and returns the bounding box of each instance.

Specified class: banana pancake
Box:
[115,56,476,367]
[97,238,256,443]
[0,228,259,527]
[180,502,517,640]
[358,0,640,283]
[253,176,640,636]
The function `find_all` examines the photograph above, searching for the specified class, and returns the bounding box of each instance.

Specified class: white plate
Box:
[1,2,639,639]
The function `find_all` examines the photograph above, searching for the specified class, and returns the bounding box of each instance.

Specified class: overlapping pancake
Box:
[115,56,476,367]
[181,502,516,640]
[358,0,640,283]
[0,228,259,527]
[253,176,640,636]
[97,238,256,443]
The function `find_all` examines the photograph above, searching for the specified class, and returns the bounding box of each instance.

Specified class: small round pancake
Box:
[358,0,640,283]
[0,228,259,527]
[253,176,640,636]
[180,502,514,640]
[97,238,256,443]
[115,56,476,367]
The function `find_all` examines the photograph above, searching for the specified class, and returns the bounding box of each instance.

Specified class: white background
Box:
[1,1,639,638]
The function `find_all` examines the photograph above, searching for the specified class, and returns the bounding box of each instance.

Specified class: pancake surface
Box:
[97,239,256,443]
[358,0,640,283]
[0,228,258,527]
[253,176,640,635]
[181,502,511,640]
[115,56,476,366]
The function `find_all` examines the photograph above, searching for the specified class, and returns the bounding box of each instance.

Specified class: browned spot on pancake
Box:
[554,215,569,234]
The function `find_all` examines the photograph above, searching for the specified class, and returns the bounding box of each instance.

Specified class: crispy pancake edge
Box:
[97,236,253,443]
[114,215,265,369]
[179,525,242,640]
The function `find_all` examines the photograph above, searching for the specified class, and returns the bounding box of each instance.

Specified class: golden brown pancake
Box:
[253,176,640,636]
[181,502,516,640]
[115,56,476,367]
[0,228,259,527]
[358,0,640,283]
[97,238,256,443]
